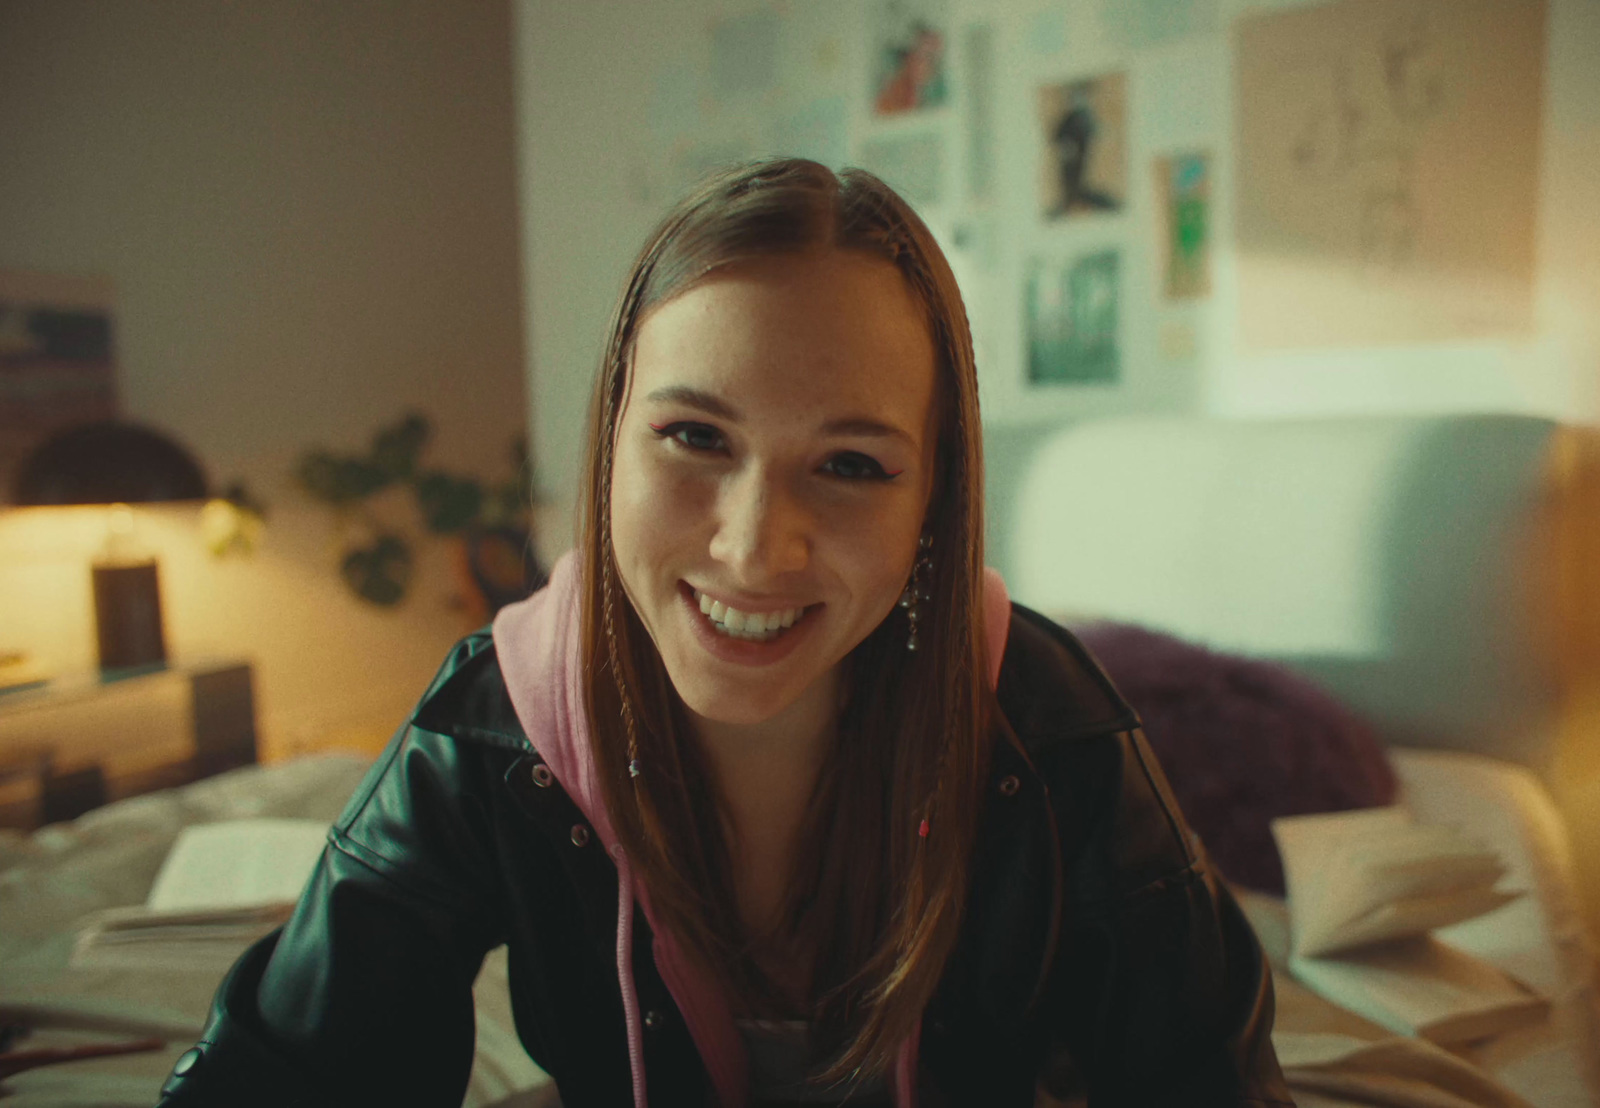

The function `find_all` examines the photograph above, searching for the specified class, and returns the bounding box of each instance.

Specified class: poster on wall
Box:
[1026,251,1121,385]
[871,0,949,115]
[1103,0,1218,50]
[1156,151,1212,299]
[666,137,759,197]
[858,131,946,209]
[1235,0,1544,349]
[710,9,781,103]
[769,97,849,168]
[1038,74,1127,220]
[0,272,119,505]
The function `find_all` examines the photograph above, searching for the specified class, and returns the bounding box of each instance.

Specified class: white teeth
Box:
[691,588,807,642]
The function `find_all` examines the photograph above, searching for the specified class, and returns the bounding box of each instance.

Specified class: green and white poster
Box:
[1026,251,1120,385]
[1158,151,1211,299]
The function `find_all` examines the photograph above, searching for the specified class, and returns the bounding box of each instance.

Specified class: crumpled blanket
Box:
[0,753,556,1108]
[0,756,1583,1108]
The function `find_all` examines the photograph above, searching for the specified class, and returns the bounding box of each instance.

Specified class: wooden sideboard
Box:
[0,659,257,828]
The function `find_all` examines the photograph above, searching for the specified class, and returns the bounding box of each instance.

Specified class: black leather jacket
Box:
[157,604,1292,1107]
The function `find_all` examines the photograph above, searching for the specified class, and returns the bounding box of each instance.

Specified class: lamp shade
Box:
[13,421,207,506]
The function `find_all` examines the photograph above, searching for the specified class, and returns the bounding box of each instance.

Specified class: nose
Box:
[707,466,810,583]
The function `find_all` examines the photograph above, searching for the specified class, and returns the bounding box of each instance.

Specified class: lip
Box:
[678,581,819,667]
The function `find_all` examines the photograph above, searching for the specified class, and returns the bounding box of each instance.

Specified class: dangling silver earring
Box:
[899,532,933,652]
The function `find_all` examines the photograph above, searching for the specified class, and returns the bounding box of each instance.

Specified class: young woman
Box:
[159,160,1291,1107]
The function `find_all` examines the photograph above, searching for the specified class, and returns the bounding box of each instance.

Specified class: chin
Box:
[667,666,812,727]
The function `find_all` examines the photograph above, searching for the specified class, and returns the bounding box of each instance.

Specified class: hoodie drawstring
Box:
[612,843,648,1108]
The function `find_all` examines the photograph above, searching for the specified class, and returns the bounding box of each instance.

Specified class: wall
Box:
[511,0,1600,550]
[509,0,1600,934]
[0,0,526,760]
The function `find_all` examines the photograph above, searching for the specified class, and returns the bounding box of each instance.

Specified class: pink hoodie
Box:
[493,552,1011,1108]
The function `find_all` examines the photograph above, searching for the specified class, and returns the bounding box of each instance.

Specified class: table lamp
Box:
[12,421,207,672]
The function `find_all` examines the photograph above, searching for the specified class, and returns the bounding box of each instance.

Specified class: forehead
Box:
[630,250,937,424]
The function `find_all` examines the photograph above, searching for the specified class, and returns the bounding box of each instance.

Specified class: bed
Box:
[4,413,1599,1107]
[0,754,559,1107]
[991,413,1600,1107]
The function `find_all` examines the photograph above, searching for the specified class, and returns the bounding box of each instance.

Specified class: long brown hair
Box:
[578,158,993,1082]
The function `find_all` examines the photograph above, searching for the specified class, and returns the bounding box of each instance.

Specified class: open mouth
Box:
[690,586,814,643]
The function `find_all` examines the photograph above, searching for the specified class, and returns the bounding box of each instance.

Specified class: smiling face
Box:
[609,249,939,728]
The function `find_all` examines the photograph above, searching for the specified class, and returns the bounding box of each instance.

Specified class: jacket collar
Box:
[995,605,1142,747]
[410,636,529,748]
[410,589,1141,760]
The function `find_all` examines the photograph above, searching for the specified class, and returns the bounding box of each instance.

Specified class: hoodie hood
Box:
[493,551,1011,1108]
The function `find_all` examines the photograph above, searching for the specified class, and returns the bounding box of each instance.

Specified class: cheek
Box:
[816,502,924,619]
[608,440,714,584]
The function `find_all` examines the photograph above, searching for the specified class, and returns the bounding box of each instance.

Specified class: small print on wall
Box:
[1038,74,1127,219]
[1026,251,1120,385]
[872,0,949,116]
[0,271,119,504]
[1156,151,1212,298]
[857,130,946,209]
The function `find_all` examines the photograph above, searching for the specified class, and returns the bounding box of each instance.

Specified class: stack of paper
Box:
[1271,807,1547,1045]
[71,818,328,971]
[70,902,296,971]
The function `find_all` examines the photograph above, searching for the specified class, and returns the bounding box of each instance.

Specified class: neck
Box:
[686,667,842,936]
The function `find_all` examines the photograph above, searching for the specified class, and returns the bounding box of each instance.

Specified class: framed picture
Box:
[1156,151,1212,299]
[1026,251,1121,385]
[0,272,119,504]
[1037,73,1128,219]
[871,0,950,116]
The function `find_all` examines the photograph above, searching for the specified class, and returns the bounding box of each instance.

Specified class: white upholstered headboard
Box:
[985,415,1600,779]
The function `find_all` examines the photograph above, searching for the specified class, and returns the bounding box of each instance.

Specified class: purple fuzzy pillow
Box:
[1073,621,1396,895]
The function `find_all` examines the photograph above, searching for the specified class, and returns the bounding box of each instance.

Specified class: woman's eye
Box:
[651,422,726,453]
[821,452,895,481]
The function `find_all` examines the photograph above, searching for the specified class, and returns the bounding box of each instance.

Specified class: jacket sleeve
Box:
[156,716,508,1107]
[1038,726,1293,1107]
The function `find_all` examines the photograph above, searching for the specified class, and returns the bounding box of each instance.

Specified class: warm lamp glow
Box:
[10,421,208,672]
[200,498,264,557]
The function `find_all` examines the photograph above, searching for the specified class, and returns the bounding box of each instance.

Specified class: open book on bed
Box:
[1271,807,1548,1045]
[70,817,329,970]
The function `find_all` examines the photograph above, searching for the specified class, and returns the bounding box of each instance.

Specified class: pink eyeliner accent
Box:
[648,422,670,432]
[883,467,904,477]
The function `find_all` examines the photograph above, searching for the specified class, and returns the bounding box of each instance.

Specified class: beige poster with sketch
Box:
[1234,0,1544,351]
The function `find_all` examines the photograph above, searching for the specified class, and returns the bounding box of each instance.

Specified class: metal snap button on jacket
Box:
[531,763,554,788]
[160,1047,204,1096]
[643,1010,663,1030]
[998,774,1021,796]
[570,824,590,847]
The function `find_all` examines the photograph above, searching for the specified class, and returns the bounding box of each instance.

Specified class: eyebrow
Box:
[644,386,738,421]
[644,385,917,446]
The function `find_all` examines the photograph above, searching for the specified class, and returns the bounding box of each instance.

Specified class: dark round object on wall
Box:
[13,421,208,506]
[465,526,547,615]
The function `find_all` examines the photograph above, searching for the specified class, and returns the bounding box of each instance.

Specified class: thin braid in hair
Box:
[599,376,645,783]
